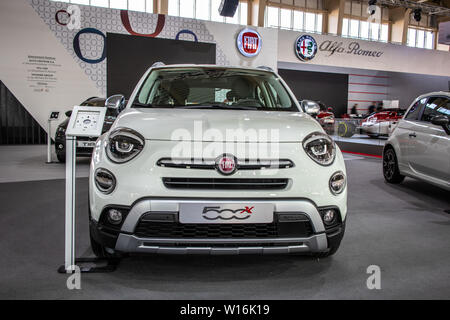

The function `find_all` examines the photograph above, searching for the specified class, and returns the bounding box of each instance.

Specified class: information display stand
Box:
[46,112,59,164]
[57,106,118,274]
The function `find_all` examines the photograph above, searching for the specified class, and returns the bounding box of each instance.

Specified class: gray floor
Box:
[0,145,89,183]
[0,146,449,299]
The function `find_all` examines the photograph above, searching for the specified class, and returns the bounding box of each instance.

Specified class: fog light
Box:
[94,168,116,194]
[323,209,336,226]
[329,171,346,195]
[107,209,122,225]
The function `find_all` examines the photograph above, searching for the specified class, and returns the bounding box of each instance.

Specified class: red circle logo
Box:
[216,155,237,175]
[242,32,259,54]
[237,28,262,57]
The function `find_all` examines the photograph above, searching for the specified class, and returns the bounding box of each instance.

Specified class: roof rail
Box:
[257,66,274,72]
[151,61,165,68]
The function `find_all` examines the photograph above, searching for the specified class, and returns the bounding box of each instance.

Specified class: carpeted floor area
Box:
[0,148,449,299]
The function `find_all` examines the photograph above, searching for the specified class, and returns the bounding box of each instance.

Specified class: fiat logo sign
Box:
[237,28,262,57]
[215,155,237,175]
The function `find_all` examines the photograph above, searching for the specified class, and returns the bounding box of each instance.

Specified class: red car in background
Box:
[316,101,335,134]
[360,109,406,137]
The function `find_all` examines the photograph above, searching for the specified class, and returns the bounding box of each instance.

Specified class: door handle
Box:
[409,133,417,138]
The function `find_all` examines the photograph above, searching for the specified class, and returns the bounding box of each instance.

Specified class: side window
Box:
[264,80,292,109]
[421,97,450,130]
[405,98,426,120]
[264,82,279,107]
[255,86,266,107]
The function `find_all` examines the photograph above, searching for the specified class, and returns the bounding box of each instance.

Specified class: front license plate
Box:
[179,203,274,224]
[77,141,96,148]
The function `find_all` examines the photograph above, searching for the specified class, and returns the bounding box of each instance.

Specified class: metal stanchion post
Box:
[46,119,52,164]
[64,136,76,273]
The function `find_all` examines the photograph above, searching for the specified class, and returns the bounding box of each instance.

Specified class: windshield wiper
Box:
[225,106,259,110]
[132,102,153,108]
[177,105,259,110]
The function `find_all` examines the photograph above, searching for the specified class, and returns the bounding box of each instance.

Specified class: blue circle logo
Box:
[295,35,318,62]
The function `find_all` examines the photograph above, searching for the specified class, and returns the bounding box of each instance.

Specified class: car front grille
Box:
[162,177,289,190]
[134,218,313,239]
[157,158,294,170]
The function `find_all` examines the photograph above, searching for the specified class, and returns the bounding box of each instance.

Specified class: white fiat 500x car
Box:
[89,64,347,258]
[383,92,450,190]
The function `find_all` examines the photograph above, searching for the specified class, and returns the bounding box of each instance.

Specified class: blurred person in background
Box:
[376,101,384,112]
[367,101,376,115]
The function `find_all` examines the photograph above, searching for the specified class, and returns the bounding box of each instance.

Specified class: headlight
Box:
[94,168,116,194]
[302,132,336,166]
[329,171,346,195]
[106,128,144,163]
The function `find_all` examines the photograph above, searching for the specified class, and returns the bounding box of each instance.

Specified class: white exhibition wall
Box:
[0,0,277,137]
[0,0,449,138]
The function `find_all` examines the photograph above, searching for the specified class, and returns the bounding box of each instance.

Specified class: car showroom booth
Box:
[0,0,449,300]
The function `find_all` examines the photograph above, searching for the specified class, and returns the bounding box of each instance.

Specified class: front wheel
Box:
[89,229,121,259]
[383,147,405,184]
[90,233,110,258]
[56,153,65,163]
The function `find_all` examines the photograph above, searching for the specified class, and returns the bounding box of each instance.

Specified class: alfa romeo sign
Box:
[295,35,318,61]
[237,28,262,57]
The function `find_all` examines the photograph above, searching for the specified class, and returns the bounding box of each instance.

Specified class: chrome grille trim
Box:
[157,158,294,169]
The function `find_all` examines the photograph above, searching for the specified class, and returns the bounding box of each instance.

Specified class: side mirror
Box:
[65,110,72,117]
[105,94,126,112]
[431,115,449,126]
[301,100,320,116]
[431,115,450,134]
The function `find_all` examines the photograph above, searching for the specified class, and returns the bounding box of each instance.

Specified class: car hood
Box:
[110,108,323,142]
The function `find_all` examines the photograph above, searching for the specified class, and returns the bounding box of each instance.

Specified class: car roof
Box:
[149,64,276,74]
[416,91,450,100]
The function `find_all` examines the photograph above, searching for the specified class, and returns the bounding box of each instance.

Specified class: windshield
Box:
[80,98,118,117]
[133,67,298,111]
[81,99,105,107]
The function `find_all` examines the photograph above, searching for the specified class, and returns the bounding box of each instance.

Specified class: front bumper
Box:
[91,198,345,255]
[114,233,329,255]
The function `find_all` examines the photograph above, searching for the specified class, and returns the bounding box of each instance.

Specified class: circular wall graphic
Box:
[295,35,318,61]
[236,28,262,58]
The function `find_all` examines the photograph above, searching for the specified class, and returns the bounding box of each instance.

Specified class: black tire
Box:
[90,232,110,258]
[383,147,405,184]
[337,122,355,137]
[89,229,120,259]
[56,153,65,163]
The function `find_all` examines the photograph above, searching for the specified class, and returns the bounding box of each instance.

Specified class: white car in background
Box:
[89,64,347,259]
[360,109,406,138]
[383,92,450,190]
